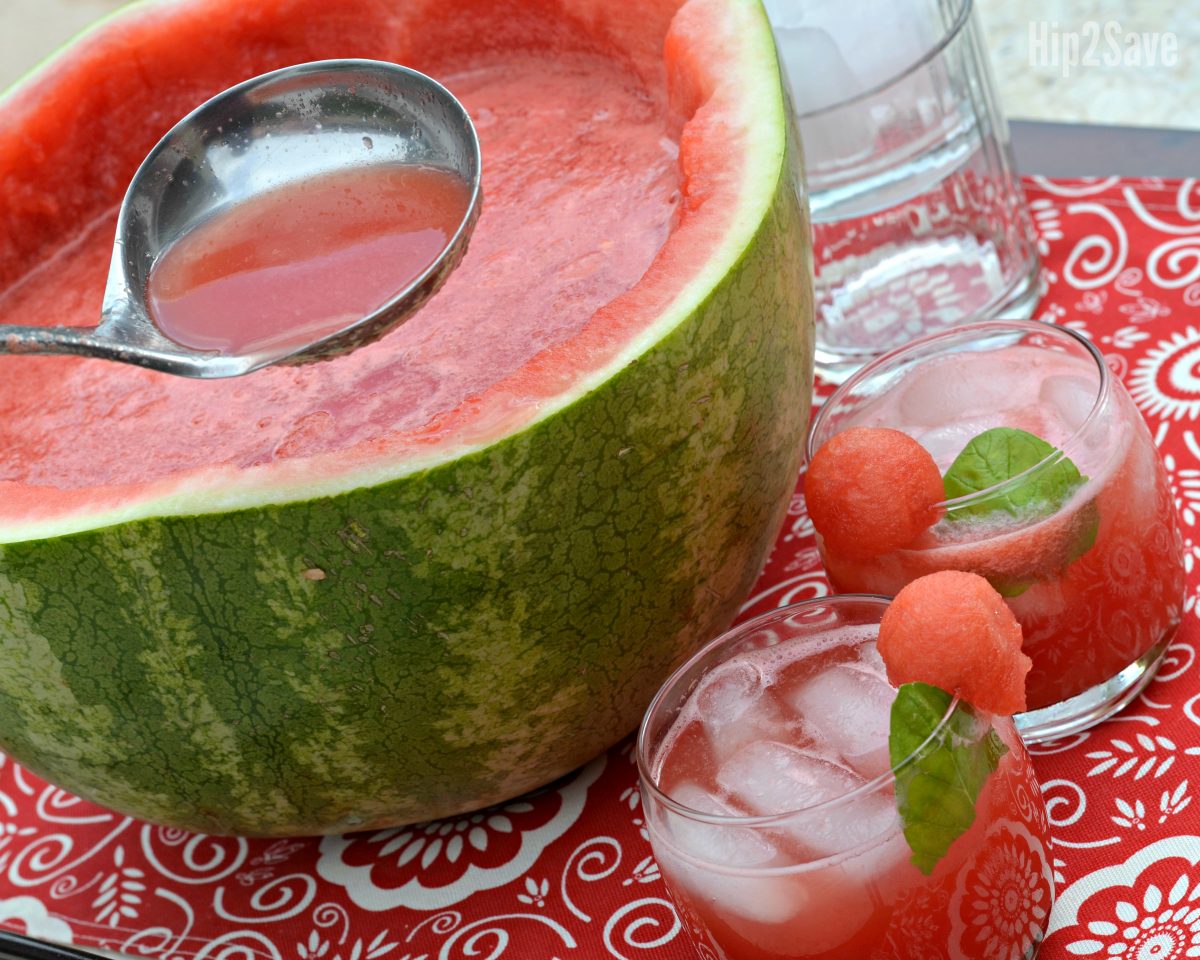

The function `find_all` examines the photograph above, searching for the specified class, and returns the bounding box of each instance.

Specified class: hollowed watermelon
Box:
[0,0,813,835]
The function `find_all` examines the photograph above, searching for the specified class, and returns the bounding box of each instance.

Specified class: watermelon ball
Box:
[805,426,943,561]
[878,571,1032,715]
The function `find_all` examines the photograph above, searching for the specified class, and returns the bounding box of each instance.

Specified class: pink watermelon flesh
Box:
[0,0,744,529]
[879,571,1032,716]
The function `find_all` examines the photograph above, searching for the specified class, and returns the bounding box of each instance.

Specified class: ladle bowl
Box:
[0,59,482,378]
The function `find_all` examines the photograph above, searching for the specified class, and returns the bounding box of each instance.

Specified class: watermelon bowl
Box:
[0,0,814,835]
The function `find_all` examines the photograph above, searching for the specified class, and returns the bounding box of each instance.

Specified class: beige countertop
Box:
[982,0,1200,129]
[1,0,127,83]
[1,0,1198,129]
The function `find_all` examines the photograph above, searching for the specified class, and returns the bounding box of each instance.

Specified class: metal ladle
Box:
[0,59,482,378]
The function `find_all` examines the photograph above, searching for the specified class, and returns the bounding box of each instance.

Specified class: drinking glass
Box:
[808,321,1186,742]
[766,0,1040,380]
[637,595,1054,960]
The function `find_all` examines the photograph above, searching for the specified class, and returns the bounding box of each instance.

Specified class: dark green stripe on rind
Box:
[0,92,813,841]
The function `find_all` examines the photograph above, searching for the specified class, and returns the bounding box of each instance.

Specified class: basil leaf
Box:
[889,682,1007,876]
[942,427,1085,519]
[1071,502,1101,560]
[989,577,1033,598]
[942,427,1098,594]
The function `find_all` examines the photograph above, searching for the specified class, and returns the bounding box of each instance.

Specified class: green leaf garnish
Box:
[941,427,1098,595]
[942,427,1084,519]
[1070,502,1101,560]
[988,577,1034,598]
[889,682,1007,875]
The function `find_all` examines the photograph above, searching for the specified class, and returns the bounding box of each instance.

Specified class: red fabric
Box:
[3,175,1200,958]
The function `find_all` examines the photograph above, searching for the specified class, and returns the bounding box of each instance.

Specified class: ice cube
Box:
[655,783,796,924]
[666,783,777,868]
[771,25,875,166]
[912,403,1049,470]
[830,828,919,905]
[856,642,887,678]
[770,25,860,114]
[717,740,859,816]
[911,421,989,470]
[717,741,897,857]
[1040,373,1096,434]
[694,658,785,764]
[785,662,897,780]
[718,861,874,956]
[898,359,1017,427]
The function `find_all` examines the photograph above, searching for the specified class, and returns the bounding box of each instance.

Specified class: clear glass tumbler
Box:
[766,0,1040,381]
[637,595,1054,960]
[808,321,1186,742]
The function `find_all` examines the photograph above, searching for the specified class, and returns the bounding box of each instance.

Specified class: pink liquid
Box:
[647,628,1053,959]
[146,164,470,357]
[1,49,680,497]
[819,346,1185,710]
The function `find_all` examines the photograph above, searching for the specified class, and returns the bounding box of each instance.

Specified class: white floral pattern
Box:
[1159,782,1193,824]
[0,896,74,942]
[315,758,603,912]
[1087,735,1180,780]
[1049,836,1200,957]
[1063,874,1200,958]
[949,821,1054,960]
[1129,326,1200,420]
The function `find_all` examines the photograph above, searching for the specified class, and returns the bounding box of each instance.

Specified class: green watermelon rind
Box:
[0,0,814,835]
[3,0,793,544]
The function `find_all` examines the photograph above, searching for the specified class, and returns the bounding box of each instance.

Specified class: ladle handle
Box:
[0,322,252,378]
[0,324,200,374]
[0,325,107,359]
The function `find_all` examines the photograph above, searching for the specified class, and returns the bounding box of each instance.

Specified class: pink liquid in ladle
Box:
[146,163,471,357]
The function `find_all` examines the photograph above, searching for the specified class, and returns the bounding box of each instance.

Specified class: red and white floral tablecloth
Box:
[4,176,1200,960]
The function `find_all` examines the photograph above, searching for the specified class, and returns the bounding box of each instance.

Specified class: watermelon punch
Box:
[806,320,1185,743]
[0,0,815,836]
[147,162,475,359]
[636,580,1055,960]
